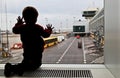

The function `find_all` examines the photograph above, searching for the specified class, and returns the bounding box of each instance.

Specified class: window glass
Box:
[0,0,104,64]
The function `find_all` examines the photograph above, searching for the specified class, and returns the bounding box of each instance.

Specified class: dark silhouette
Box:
[4,6,53,77]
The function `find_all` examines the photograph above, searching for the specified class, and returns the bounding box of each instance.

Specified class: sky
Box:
[0,0,104,31]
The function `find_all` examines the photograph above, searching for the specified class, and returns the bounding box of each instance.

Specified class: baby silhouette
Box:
[4,6,53,77]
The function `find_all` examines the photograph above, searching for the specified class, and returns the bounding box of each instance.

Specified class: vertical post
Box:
[45,17,48,25]
[73,17,76,23]
[0,0,2,51]
[5,0,9,54]
[66,19,68,29]
[60,22,62,33]
[82,37,86,64]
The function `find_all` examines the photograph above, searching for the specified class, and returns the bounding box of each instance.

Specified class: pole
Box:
[0,0,3,53]
[5,0,9,53]
[82,38,87,64]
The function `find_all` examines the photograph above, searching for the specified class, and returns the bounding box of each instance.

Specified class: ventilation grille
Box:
[23,69,93,78]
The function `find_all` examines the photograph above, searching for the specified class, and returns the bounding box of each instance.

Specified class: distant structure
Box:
[89,8,104,33]
[82,8,99,20]
[73,20,89,37]
[72,8,99,37]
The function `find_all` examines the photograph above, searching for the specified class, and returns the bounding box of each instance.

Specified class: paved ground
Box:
[84,37,104,64]
[0,37,104,64]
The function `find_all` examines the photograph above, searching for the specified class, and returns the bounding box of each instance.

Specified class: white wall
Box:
[104,0,120,78]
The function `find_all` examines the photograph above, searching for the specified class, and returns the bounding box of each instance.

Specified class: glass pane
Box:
[0,0,104,64]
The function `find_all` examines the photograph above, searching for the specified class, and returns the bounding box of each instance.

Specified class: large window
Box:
[0,0,104,64]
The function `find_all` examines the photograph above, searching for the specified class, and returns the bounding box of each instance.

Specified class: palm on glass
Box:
[46,24,54,30]
[17,16,24,24]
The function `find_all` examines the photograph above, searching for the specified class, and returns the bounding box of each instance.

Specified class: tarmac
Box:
[0,36,104,64]
[0,49,23,64]
[84,37,104,64]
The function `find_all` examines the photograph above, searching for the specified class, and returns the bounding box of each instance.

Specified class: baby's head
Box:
[22,6,38,24]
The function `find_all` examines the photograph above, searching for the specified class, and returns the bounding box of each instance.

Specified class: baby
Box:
[4,6,53,77]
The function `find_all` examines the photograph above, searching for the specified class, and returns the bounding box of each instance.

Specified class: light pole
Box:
[60,22,62,33]
[2,0,10,57]
[73,17,76,23]
[5,0,9,51]
[45,17,48,25]
[66,19,68,29]
[0,0,2,45]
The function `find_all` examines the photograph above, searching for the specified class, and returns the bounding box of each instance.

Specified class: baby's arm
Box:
[12,16,24,34]
[42,24,54,38]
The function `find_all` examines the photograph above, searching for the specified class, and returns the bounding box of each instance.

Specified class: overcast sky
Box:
[0,0,104,31]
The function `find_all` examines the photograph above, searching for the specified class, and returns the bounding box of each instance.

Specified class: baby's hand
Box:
[46,24,54,30]
[17,16,24,24]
